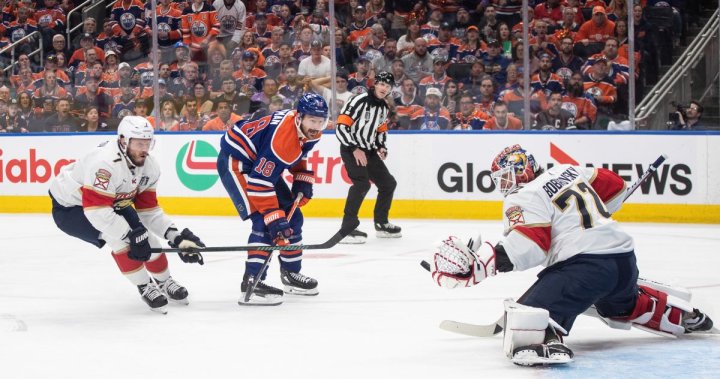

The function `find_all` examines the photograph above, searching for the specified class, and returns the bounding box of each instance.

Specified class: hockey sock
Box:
[279,249,302,273]
[112,249,152,286]
[247,250,271,280]
[145,253,170,282]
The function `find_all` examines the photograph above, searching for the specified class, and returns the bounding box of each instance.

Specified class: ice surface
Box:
[1,215,718,378]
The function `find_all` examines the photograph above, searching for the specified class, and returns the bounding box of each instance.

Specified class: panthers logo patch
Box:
[505,206,525,226]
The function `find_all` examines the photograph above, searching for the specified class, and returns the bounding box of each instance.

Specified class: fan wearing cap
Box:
[419,56,452,98]
[347,5,375,46]
[217,93,329,305]
[297,40,331,81]
[144,0,183,48]
[0,98,29,133]
[574,5,615,47]
[179,0,221,61]
[409,87,451,130]
[231,50,267,95]
[426,22,461,60]
[582,55,617,128]
[482,39,511,85]
[456,26,486,63]
[581,37,631,85]
[348,54,373,93]
[336,71,401,244]
[69,33,105,67]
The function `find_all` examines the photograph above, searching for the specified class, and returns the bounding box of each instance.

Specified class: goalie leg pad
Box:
[503,300,573,366]
[613,285,693,336]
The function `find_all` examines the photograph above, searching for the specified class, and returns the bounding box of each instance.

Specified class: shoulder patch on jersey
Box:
[270,112,302,165]
[506,206,526,226]
[93,169,112,190]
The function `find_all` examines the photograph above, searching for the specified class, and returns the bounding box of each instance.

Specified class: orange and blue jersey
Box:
[530,72,565,97]
[219,109,321,219]
[110,0,146,36]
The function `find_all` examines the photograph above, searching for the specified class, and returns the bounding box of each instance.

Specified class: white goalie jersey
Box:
[499,164,634,271]
[49,140,174,244]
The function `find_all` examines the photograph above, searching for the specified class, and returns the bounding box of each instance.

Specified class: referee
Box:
[336,71,401,244]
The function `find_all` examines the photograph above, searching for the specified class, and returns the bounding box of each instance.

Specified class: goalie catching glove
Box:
[431,235,497,289]
[166,227,205,265]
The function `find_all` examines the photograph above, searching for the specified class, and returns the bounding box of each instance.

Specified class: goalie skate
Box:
[138,281,168,314]
[280,268,319,296]
[339,229,367,244]
[239,273,283,306]
[157,277,189,305]
[683,309,716,334]
[511,342,574,366]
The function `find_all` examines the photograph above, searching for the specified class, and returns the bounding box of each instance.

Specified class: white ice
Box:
[1,214,719,379]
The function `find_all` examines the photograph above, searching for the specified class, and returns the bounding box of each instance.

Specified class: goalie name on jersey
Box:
[542,166,580,198]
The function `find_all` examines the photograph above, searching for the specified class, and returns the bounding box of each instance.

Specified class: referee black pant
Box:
[340,146,397,230]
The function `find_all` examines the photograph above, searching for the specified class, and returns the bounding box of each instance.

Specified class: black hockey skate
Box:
[157,277,189,305]
[339,229,367,244]
[375,222,402,238]
[138,281,168,314]
[239,273,283,306]
[280,268,319,296]
[511,327,573,366]
[512,342,574,366]
[683,308,715,333]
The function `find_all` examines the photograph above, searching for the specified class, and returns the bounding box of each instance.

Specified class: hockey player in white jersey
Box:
[429,144,714,366]
[49,116,206,314]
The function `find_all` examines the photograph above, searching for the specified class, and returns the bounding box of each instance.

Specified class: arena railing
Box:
[634,8,719,130]
[65,0,99,50]
[1,31,44,74]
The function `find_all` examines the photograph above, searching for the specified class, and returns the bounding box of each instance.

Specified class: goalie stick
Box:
[422,154,672,336]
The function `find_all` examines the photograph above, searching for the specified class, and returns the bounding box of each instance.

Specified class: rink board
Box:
[0,131,719,223]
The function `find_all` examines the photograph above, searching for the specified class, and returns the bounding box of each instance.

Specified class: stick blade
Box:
[439,319,504,337]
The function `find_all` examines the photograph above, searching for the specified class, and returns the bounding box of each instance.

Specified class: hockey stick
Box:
[244,194,303,304]
[149,201,355,254]
[422,154,668,336]
[622,154,667,201]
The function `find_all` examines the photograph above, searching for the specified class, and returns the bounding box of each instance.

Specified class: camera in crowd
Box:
[668,101,688,123]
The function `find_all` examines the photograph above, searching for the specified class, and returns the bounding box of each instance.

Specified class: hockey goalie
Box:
[428,144,715,366]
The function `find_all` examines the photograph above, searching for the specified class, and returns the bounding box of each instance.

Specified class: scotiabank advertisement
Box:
[0,133,718,205]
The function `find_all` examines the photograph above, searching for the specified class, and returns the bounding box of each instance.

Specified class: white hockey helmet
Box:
[117,115,154,154]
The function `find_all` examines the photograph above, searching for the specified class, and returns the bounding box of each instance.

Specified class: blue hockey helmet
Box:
[296,93,329,119]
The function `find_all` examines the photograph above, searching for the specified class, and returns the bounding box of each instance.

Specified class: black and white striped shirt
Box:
[335,91,390,150]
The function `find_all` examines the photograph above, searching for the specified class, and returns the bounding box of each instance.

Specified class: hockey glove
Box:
[167,227,206,265]
[263,209,294,242]
[127,226,152,261]
[430,235,496,289]
[291,170,314,207]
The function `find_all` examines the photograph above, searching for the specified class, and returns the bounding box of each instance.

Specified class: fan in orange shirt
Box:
[202,99,243,131]
[483,101,524,130]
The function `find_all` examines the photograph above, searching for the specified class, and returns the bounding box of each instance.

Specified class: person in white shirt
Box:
[297,40,332,81]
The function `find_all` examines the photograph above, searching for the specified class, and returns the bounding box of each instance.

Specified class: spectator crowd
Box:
[0,0,705,133]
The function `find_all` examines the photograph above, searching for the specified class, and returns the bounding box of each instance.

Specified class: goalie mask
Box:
[490,144,540,196]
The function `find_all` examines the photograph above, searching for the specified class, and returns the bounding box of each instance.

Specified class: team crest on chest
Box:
[506,206,525,226]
